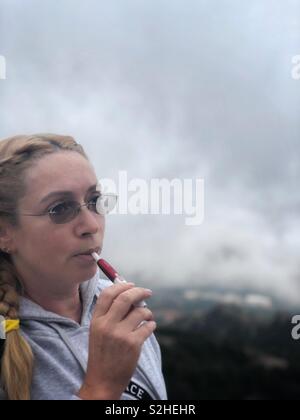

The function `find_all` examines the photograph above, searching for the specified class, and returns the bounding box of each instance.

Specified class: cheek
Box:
[33,230,62,257]
[18,216,106,257]
[102,217,106,233]
[17,221,64,257]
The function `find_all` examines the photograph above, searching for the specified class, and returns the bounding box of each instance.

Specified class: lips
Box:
[75,247,101,257]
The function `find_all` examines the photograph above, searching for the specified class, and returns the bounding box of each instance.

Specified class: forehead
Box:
[24,152,97,198]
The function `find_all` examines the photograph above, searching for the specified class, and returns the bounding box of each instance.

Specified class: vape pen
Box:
[92,253,147,308]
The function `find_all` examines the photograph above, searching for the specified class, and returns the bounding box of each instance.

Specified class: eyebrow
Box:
[39,184,98,205]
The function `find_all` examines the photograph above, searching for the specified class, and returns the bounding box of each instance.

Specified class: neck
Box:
[23,285,83,324]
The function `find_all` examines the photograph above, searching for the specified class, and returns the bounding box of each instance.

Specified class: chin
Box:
[76,265,98,283]
[86,264,98,277]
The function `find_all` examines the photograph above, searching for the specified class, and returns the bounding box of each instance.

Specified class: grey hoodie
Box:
[0,269,168,400]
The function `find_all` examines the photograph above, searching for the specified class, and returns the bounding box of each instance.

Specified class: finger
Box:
[121,307,154,332]
[107,288,153,323]
[93,282,135,318]
[132,321,157,345]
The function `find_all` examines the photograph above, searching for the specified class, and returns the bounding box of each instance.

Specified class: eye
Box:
[88,194,101,209]
[49,202,73,215]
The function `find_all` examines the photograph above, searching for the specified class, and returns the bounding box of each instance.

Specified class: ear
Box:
[0,220,16,254]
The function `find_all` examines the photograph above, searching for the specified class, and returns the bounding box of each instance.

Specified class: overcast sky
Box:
[0,0,300,304]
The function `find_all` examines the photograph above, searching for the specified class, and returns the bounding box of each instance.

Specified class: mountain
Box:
[151,286,300,400]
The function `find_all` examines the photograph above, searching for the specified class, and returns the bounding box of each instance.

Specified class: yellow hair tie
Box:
[4,320,20,334]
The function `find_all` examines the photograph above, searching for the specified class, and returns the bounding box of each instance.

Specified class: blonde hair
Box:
[0,134,88,400]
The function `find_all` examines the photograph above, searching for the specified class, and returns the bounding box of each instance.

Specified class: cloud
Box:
[0,0,300,303]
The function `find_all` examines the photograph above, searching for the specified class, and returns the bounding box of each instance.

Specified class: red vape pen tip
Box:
[98,259,118,281]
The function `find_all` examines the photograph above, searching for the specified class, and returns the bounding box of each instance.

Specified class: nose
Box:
[74,205,103,236]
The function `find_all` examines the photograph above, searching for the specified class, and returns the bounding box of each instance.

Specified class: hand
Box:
[78,282,156,400]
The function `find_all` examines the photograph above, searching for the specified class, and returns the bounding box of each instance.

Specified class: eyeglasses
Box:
[19,193,118,224]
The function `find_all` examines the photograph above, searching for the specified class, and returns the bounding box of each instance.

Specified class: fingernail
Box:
[145,289,153,295]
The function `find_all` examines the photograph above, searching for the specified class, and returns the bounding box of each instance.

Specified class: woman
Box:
[0,134,167,400]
